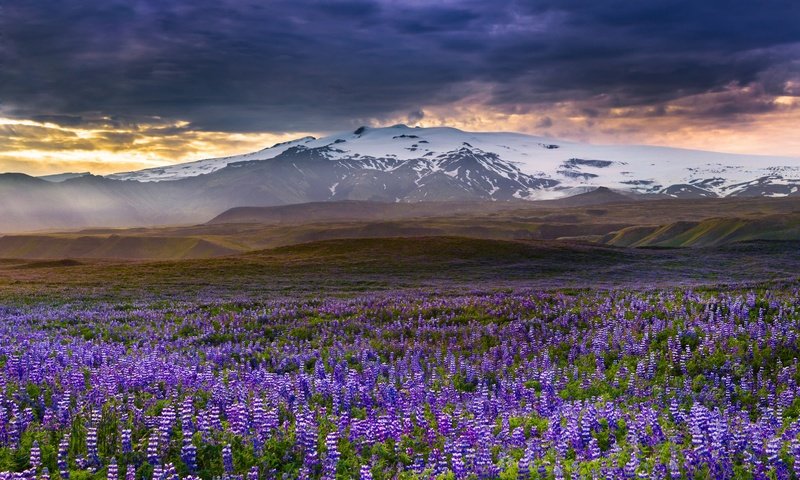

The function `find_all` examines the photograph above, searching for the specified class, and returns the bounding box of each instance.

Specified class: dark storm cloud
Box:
[478,1,800,108]
[1,0,798,132]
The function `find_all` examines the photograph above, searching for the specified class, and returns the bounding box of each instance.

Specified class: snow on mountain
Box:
[107,124,800,199]
[107,136,316,182]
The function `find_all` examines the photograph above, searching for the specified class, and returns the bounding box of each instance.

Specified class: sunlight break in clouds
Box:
[0,117,314,176]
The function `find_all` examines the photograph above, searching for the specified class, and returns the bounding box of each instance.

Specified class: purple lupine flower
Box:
[30,441,41,470]
[147,432,160,465]
[181,437,197,473]
[297,410,318,469]
[553,461,564,480]
[158,407,175,447]
[587,437,600,461]
[58,436,69,480]
[792,438,800,478]
[162,463,178,480]
[322,432,339,480]
[359,464,373,480]
[247,466,258,480]
[625,450,639,479]
[451,450,466,480]
[0,283,798,480]
[180,398,194,435]
[227,402,247,437]
[86,426,98,466]
[765,435,788,478]
[121,428,132,454]
[411,453,425,474]
[107,458,118,480]
[517,452,530,480]
[669,450,681,479]
[222,444,234,474]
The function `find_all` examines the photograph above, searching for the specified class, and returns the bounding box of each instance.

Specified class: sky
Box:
[1,0,799,175]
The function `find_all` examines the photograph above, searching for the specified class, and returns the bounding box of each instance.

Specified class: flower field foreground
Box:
[1,288,800,479]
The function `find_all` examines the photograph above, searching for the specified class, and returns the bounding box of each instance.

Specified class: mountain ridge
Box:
[3,125,800,233]
[106,124,800,199]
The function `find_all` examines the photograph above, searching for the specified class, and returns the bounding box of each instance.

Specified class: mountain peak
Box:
[105,125,800,199]
[264,136,316,150]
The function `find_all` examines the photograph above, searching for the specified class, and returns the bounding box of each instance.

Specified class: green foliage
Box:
[453,373,478,392]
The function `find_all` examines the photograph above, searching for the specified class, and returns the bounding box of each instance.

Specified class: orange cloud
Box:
[0,117,314,176]
[380,84,800,157]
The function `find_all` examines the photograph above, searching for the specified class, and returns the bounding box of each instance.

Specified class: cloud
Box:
[407,109,425,124]
[0,0,799,169]
[0,117,313,175]
[536,117,553,129]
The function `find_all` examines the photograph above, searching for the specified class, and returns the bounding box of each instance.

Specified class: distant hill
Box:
[0,234,237,260]
[604,215,800,248]
[37,172,91,182]
[208,200,527,225]
[542,187,637,207]
[208,189,636,225]
[2,197,800,260]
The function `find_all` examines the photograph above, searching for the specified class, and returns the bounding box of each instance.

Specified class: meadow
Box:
[1,285,800,479]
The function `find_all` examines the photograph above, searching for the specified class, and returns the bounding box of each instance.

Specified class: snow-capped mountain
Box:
[3,124,800,233]
[108,124,800,199]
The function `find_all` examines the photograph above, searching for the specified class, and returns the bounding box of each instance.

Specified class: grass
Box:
[0,236,799,304]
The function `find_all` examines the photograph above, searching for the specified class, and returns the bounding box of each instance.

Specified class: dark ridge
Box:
[564,158,614,168]
[13,259,83,269]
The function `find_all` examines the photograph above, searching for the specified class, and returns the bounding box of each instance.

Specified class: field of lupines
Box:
[1,287,800,479]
